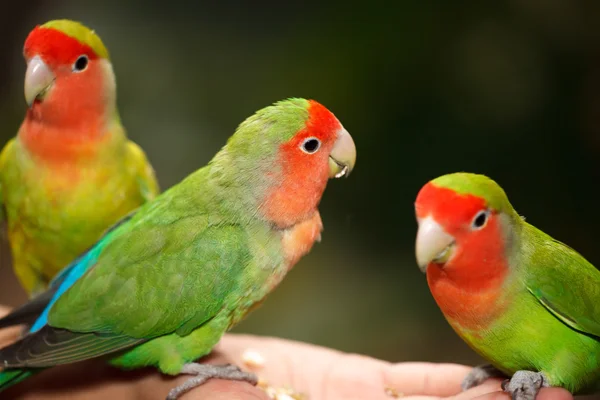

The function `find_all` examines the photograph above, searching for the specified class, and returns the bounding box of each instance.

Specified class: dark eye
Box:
[301,137,321,154]
[471,210,490,230]
[73,55,89,72]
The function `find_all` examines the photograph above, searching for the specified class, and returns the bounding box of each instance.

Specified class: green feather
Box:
[0,369,35,391]
[430,172,517,215]
[523,226,600,339]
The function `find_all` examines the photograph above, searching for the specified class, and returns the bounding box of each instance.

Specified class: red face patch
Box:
[24,26,100,68]
[19,27,111,161]
[261,100,342,228]
[415,182,510,329]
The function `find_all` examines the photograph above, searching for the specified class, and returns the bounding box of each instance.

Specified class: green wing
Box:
[50,195,248,338]
[524,228,600,338]
[0,174,252,368]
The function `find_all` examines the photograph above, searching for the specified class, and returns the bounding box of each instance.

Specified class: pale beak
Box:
[329,128,356,178]
[24,56,55,107]
[415,216,455,273]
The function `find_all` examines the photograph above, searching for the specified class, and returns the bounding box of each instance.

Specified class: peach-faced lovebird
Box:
[414,172,600,400]
[0,98,356,399]
[0,20,159,296]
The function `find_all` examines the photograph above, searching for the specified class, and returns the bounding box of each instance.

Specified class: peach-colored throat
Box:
[19,112,107,163]
[262,211,323,295]
[282,211,323,267]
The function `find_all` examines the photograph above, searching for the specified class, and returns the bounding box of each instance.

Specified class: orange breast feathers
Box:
[282,211,323,267]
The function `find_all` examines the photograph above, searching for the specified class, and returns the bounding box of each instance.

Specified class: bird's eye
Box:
[301,137,321,154]
[471,210,490,230]
[73,55,89,72]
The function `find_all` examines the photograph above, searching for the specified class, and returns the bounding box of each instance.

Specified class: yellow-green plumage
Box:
[0,19,159,296]
[0,136,158,295]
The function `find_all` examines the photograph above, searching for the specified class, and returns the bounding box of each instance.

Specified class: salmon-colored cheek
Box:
[260,99,341,227]
[20,61,109,162]
[261,142,330,228]
[426,214,509,330]
[415,183,511,329]
[35,63,104,128]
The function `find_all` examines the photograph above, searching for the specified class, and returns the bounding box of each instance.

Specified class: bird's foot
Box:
[461,364,507,391]
[166,363,258,400]
[501,370,549,400]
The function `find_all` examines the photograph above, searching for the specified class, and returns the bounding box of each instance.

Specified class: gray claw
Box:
[502,370,549,400]
[462,364,507,391]
[166,363,258,400]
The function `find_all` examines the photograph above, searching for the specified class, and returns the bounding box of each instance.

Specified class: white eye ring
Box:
[300,137,321,154]
[73,55,89,72]
[471,210,490,230]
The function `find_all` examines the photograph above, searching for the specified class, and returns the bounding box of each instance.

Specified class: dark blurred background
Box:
[1,0,600,369]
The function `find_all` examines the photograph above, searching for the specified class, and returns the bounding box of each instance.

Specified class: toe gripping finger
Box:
[501,370,549,400]
[166,363,258,400]
[461,364,507,391]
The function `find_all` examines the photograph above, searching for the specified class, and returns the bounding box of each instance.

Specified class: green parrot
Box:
[0,98,357,399]
[0,19,159,296]
[414,172,600,400]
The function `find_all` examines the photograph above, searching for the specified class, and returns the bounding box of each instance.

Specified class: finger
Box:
[536,388,574,400]
[0,305,21,347]
[384,362,475,397]
[160,351,270,400]
[217,334,475,398]
[141,355,271,400]
[176,379,270,400]
[452,379,504,399]
[469,387,574,400]
[399,379,506,400]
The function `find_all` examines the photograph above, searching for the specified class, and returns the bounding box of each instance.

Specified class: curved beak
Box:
[329,128,356,178]
[415,217,455,273]
[25,56,55,107]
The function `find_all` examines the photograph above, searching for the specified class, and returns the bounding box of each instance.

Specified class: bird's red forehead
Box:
[415,183,487,228]
[23,26,100,66]
[300,100,341,141]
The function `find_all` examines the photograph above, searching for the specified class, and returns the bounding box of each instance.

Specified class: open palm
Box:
[0,306,572,400]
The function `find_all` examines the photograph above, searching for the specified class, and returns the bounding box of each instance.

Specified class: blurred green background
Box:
[1,0,600,369]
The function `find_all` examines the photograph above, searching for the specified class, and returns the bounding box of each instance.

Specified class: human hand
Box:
[0,306,573,400]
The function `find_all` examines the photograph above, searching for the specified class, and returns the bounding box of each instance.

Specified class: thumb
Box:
[0,305,22,348]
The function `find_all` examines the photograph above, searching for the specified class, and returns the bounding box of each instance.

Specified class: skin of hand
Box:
[0,306,573,400]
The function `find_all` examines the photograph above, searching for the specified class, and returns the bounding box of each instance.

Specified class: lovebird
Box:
[0,19,159,296]
[0,98,356,399]
[414,172,600,400]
